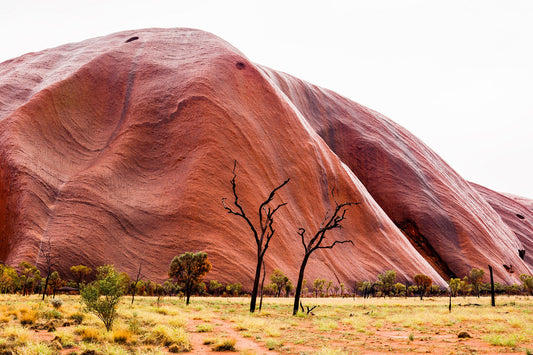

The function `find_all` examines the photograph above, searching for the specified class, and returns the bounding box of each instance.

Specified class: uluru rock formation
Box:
[0,28,531,287]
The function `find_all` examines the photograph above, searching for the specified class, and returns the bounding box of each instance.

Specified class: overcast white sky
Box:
[1,1,532,198]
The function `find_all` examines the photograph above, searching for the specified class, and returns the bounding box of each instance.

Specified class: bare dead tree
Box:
[300,301,318,315]
[292,200,359,315]
[259,260,266,311]
[40,238,57,300]
[131,264,143,305]
[222,161,289,313]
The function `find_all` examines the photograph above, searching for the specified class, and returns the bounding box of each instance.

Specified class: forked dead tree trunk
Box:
[300,301,318,315]
[222,161,289,313]
[292,200,359,315]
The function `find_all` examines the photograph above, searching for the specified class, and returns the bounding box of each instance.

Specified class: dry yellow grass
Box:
[0,294,531,354]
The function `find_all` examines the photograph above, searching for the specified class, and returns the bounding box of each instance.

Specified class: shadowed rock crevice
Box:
[396,219,456,280]
[519,249,526,260]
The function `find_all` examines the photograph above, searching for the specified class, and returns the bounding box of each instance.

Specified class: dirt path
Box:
[187,317,279,355]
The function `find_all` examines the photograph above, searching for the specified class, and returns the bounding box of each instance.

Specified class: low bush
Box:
[41,309,62,320]
[51,298,63,309]
[69,312,85,324]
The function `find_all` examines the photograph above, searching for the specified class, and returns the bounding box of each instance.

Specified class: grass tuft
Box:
[143,324,191,351]
[211,337,237,351]
[19,309,38,325]
[196,323,214,332]
[41,308,62,319]
[265,339,284,350]
[112,328,133,343]
[75,326,102,342]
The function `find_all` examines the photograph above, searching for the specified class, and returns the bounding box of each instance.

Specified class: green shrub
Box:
[80,265,127,331]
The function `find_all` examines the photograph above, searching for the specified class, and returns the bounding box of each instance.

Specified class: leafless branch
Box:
[298,228,308,252]
[293,197,360,315]
[300,301,318,315]
[222,161,260,245]
[222,160,290,313]
[316,239,354,250]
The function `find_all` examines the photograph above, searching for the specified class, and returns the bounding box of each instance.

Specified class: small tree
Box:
[19,261,40,296]
[333,285,340,296]
[358,280,374,298]
[168,252,212,305]
[313,279,325,298]
[285,280,294,297]
[269,269,290,297]
[377,270,397,297]
[325,281,333,297]
[226,282,243,296]
[70,265,92,291]
[292,200,358,315]
[209,280,224,296]
[163,279,177,296]
[154,283,165,307]
[448,278,460,297]
[413,274,432,300]
[468,268,485,298]
[48,271,63,298]
[520,274,533,296]
[130,264,143,305]
[39,238,57,300]
[0,264,19,294]
[80,265,127,331]
[459,277,470,296]
[394,282,406,296]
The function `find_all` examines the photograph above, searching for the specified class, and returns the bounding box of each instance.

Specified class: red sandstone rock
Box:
[472,183,533,269]
[0,28,530,287]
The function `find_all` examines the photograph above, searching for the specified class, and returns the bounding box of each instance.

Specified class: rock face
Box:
[472,184,533,269]
[0,28,531,287]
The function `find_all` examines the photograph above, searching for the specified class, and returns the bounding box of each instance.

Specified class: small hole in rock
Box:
[235,62,246,70]
[126,36,139,43]
[516,214,525,220]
